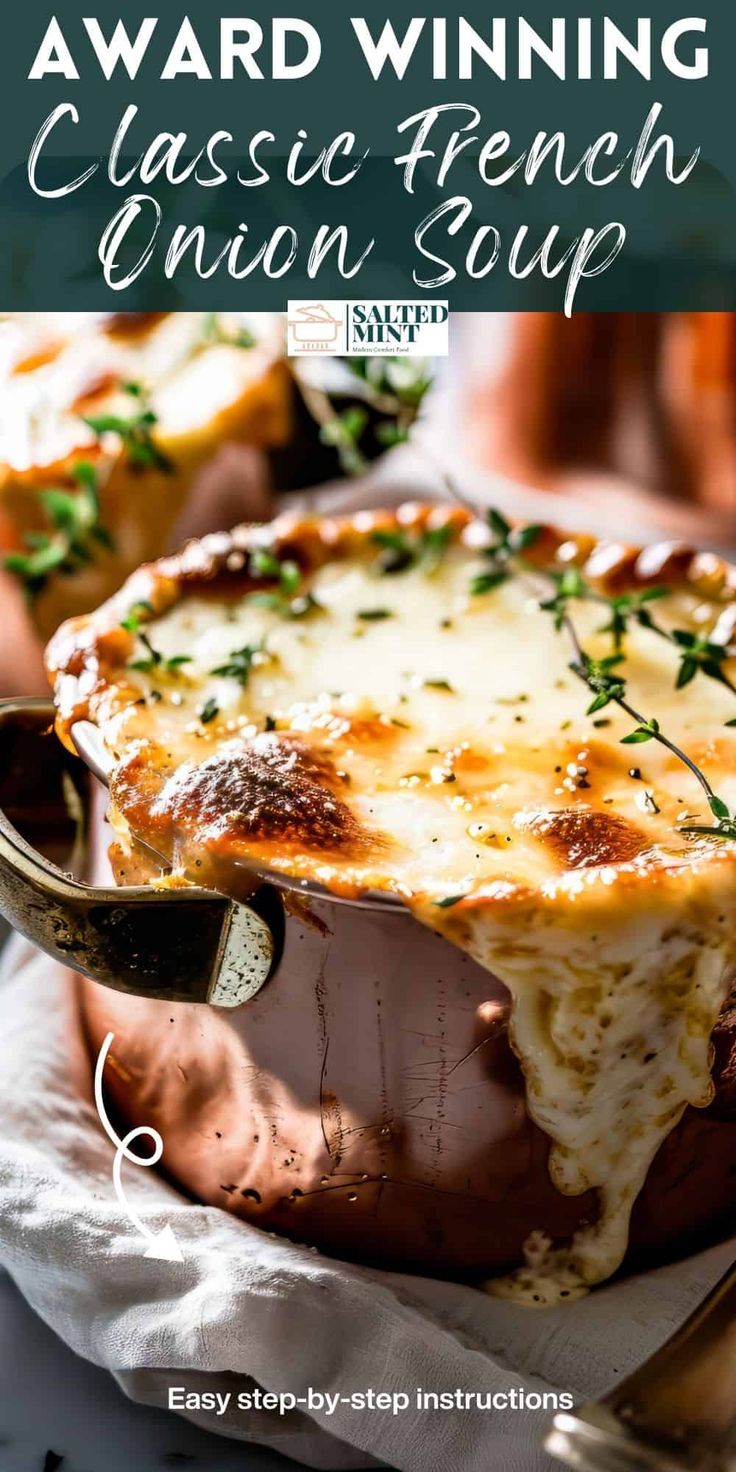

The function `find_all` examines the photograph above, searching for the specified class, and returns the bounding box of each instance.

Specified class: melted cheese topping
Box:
[0,312,284,474]
[65,535,736,1302]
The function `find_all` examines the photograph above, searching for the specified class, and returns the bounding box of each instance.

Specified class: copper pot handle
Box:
[0,698,274,1008]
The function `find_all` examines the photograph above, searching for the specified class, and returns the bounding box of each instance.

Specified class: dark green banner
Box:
[1,2,734,311]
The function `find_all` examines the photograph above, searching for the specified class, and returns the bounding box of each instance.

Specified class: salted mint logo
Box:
[287,301,449,357]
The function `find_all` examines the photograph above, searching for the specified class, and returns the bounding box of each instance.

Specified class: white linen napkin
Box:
[0,938,732,1472]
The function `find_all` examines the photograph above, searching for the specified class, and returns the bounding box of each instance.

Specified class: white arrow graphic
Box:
[94,1031,184,1262]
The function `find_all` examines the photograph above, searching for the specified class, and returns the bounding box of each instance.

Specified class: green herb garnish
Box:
[247,545,322,620]
[120,599,155,634]
[299,356,433,478]
[444,496,736,848]
[620,718,661,745]
[84,381,173,474]
[210,643,264,688]
[470,569,511,596]
[198,697,220,725]
[251,548,301,594]
[597,586,670,651]
[319,407,370,476]
[371,524,453,578]
[671,629,736,693]
[4,461,115,599]
[375,421,410,448]
[538,566,589,629]
[371,528,415,575]
[128,630,191,675]
[469,510,542,597]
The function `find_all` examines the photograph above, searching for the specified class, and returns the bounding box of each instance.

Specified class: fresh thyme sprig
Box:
[245,545,324,619]
[525,524,736,841]
[5,379,176,598]
[383,444,736,841]
[471,508,544,593]
[371,523,453,577]
[445,494,736,845]
[127,628,192,675]
[462,495,736,708]
[250,548,301,595]
[210,641,267,687]
[120,600,191,675]
[569,579,736,697]
[120,600,155,634]
[198,696,219,725]
[298,357,433,477]
[513,555,736,702]
[565,644,726,821]
[318,406,372,477]
[84,381,173,474]
[596,586,670,651]
[670,629,736,694]
[4,461,116,599]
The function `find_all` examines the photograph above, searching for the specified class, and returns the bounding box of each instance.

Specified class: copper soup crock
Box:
[0,700,734,1282]
[78,886,736,1279]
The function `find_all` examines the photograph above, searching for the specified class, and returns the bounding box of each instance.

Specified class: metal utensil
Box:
[0,699,274,1007]
[70,716,405,913]
[546,1258,736,1472]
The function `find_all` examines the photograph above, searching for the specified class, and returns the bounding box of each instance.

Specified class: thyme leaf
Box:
[198,697,220,725]
[246,547,324,620]
[4,461,116,599]
[319,407,370,476]
[620,718,661,744]
[470,513,542,597]
[128,630,192,675]
[569,653,626,714]
[371,524,453,578]
[597,586,670,650]
[471,569,509,596]
[84,381,173,474]
[210,642,265,687]
[538,567,589,629]
[251,548,301,594]
[120,600,155,633]
[670,628,736,693]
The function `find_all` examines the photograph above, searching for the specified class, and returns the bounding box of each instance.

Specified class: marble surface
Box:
[0,1271,290,1472]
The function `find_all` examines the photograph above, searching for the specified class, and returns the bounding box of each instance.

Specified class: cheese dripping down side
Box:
[419,883,736,1305]
[49,531,736,1303]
